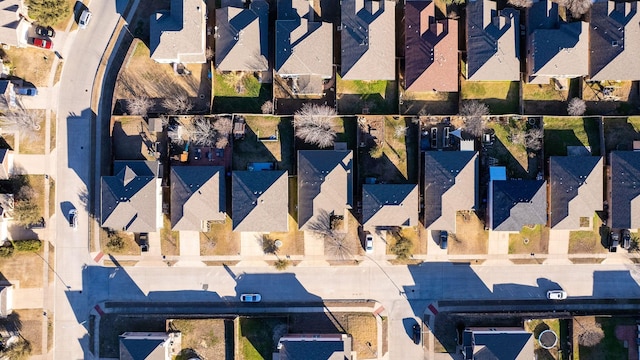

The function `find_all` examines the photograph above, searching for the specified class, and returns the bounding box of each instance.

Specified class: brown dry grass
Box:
[102,260,139,267]
[18,110,46,154]
[449,212,488,255]
[170,318,227,359]
[0,251,43,287]
[4,48,55,87]
[509,225,549,254]
[14,309,44,355]
[114,40,202,99]
[346,314,378,358]
[49,110,56,152]
[111,116,157,161]
[568,216,607,254]
[160,215,179,256]
[48,178,55,218]
[99,228,139,255]
[200,215,240,255]
[267,215,304,256]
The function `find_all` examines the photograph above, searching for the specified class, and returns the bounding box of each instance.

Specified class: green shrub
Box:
[106,233,125,252]
[0,245,14,258]
[13,240,41,252]
[274,259,290,270]
[391,236,413,260]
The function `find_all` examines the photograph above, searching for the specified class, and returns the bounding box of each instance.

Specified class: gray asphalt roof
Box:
[232,170,289,232]
[170,166,226,231]
[527,0,588,82]
[340,0,395,80]
[490,180,547,231]
[0,148,10,180]
[278,339,348,360]
[466,0,520,81]
[101,161,161,233]
[589,0,640,81]
[549,156,603,229]
[0,0,22,47]
[610,151,640,229]
[362,184,419,230]
[275,0,333,78]
[215,1,269,71]
[470,331,534,360]
[424,151,478,232]
[149,0,206,63]
[119,334,167,360]
[298,150,353,230]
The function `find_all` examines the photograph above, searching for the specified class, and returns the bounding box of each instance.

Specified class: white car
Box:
[365,234,373,253]
[546,290,567,300]
[240,293,261,303]
[79,10,92,29]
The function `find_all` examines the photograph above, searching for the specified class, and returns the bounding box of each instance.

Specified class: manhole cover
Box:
[538,329,557,349]
[275,240,283,248]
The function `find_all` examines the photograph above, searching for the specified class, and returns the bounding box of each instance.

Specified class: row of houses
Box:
[153,0,640,95]
[99,143,640,235]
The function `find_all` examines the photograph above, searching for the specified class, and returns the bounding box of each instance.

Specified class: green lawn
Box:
[239,317,287,360]
[460,80,519,114]
[523,82,567,101]
[233,116,294,172]
[337,77,388,94]
[213,71,272,113]
[336,76,398,114]
[487,120,533,178]
[508,224,549,254]
[543,116,601,156]
[576,317,632,360]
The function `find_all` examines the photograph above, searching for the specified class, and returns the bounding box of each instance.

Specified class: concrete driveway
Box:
[18,87,53,109]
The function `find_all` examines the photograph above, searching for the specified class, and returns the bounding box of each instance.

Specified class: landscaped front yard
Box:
[4,47,56,87]
[232,116,294,172]
[543,116,601,156]
[449,212,488,255]
[337,76,398,114]
[568,216,607,254]
[509,225,549,254]
[200,215,240,256]
[603,116,640,153]
[460,80,519,114]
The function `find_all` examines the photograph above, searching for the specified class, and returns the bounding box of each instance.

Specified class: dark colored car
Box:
[412,323,421,344]
[35,25,55,38]
[609,231,619,252]
[621,229,631,250]
[439,231,448,250]
[30,38,52,49]
[139,233,149,252]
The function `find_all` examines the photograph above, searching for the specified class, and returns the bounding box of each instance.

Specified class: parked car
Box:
[610,231,619,252]
[30,38,52,49]
[621,229,631,250]
[547,290,567,300]
[68,209,77,229]
[139,233,149,252]
[240,294,261,302]
[79,10,92,29]
[15,86,37,96]
[412,323,421,344]
[365,234,373,254]
[439,231,448,250]
[35,25,55,38]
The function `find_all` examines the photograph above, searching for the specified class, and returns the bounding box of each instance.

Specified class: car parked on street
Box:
[68,209,77,229]
[547,290,567,300]
[29,37,52,49]
[35,25,55,38]
[621,229,631,250]
[365,234,373,254]
[240,294,261,302]
[79,10,92,29]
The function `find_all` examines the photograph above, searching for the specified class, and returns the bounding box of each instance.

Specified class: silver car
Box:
[546,290,567,300]
[79,10,92,29]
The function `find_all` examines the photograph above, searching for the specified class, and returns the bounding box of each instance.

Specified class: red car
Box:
[30,38,52,49]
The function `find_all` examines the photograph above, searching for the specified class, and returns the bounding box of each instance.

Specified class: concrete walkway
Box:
[298,231,329,267]
[175,231,205,267]
[236,232,268,266]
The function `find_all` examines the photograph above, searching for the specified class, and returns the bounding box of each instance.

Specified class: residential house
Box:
[466,0,520,81]
[0,80,16,110]
[610,151,640,229]
[215,0,269,72]
[589,0,640,81]
[275,0,333,95]
[0,148,13,179]
[0,193,13,241]
[549,156,603,229]
[526,0,589,84]
[101,161,162,232]
[119,332,181,360]
[362,184,419,231]
[461,328,534,360]
[170,166,225,231]
[0,285,12,318]
[341,0,395,80]
[0,0,26,48]
[423,151,478,232]
[232,170,288,232]
[276,334,353,360]
[488,167,547,231]
[150,0,207,64]
[298,150,353,230]
[404,0,458,92]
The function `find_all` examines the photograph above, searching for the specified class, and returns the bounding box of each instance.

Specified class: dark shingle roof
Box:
[119,337,166,360]
[362,184,418,230]
[491,180,547,231]
[549,156,603,229]
[232,170,288,232]
[466,0,520,81]
[424,151,478,232]
[589,1,640,81]
[279,340,346,360]
[404,1,458,92]
[101,161,160,232]
[298,150,353,230]
[472,331,534,360]
[610,151,640,228]
[170,166,225,231]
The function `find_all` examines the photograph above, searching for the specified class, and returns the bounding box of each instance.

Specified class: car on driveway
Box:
[240,294,261,302]
[439,231,448,250]
[139,233,149,252]
[35,25,55,38]
[365,234,373,253]
[609,231,619,252]
[15,86,37,96]
[547,290,567,300]
[30,38,52,49]
[79,10,92,29]
[621,229,631,250]
[68,209,77,229]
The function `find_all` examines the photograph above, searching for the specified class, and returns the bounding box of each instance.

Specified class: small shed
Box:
[233,117,246,140]
[148,117,163,133]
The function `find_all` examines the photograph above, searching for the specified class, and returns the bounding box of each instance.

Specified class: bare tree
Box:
[261,100,274,114]
[205,47,214,61]
[525,128,543,151]
[0,109,40,140]
[215,135,229,149]
[558,0,592,16]
[324,231,355,260]
[294,103,337,148]
[576,317,604,347]
[162,94,193,114]
[394,125,408,139]
[184,116,216,147]
[214,116,233,136]
[460,100,489,137]
[127,96,153,117]
[508,0,532,7]
[567,97,586,116]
